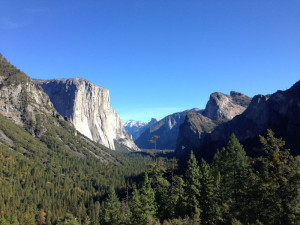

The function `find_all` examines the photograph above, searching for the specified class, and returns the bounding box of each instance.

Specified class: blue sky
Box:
[0,0,299,122]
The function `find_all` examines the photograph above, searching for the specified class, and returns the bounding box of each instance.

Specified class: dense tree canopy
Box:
[0,129,299,224]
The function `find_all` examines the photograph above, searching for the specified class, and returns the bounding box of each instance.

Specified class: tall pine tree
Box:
[184,151,201,219]
[102,187,122,225]
[212,133,251,222]
[199,159,216,225]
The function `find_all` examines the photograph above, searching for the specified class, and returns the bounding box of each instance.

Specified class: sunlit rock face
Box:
[202,91,252,121]
[175,91,252,157]
[35,78,139,151]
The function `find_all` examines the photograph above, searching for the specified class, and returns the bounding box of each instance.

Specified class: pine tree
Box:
[102,187,122,225]
[184,151,201,219]
[170,175,186,219]
[130,173,157,225]
[248,130,300,224]
[148,162,171,221]
[199,159,216,225]
[130,189,144,225]
[139,173,157,219]
[212,133,251,222]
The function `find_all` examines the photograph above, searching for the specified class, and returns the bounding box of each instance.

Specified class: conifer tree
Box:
[212,133,251,222]
[170,175,186,219]
[130,173,157,225]
[184,151,201,218]
[148,162,171,221]
[130,189,143,225]
[139,173,157,219]
[249,130,300,224]
[199,159,216,225]
[102,187,122,225]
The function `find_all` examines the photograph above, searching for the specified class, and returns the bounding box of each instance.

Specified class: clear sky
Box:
[0,0,299,122]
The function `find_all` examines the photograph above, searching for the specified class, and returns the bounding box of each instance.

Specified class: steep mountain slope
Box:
[0,106,153,225]
[0,54,53,133]
[0,54,154,223]
[35,78,139,151]
[124,118,160,141]
[177,81,300,159]
[176,111,216,155]
[203,81,300,157]
[135,109,202,149]
[176,91,251,155]
[0,53,118,163]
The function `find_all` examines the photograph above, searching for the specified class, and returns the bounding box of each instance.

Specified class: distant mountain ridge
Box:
[176,91,252,154]
[135,91,252,150]
[124,118,160,141]
[135,108,202,150]
[176,81,300,160]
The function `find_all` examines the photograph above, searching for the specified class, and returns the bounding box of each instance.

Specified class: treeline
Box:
[0,114,154,225]
[0,130,299,224]
[101,130,300,225]
[0,141,153,225]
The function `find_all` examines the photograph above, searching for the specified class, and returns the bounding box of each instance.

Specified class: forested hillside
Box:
[0,122,299,224]
[0,54,299,224]
[100,131,300,225]
[0,113,153,224]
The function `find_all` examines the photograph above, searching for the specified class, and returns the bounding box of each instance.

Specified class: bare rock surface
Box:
[202,91,251,121]
[35,78,139,151]
[175,92,251,156]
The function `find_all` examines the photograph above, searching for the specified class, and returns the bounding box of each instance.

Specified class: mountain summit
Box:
[124,118,160,141]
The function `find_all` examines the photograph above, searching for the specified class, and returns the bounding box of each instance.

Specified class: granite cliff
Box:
[176,91,251,155]
[0,54,118,163]
[202,91,251,121]
[35,78,139,151]
[175,81,300,160]
[199,81,300,158]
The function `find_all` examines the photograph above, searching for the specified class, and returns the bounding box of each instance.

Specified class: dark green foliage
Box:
[129,173,157,225]
[0,113,154,224]
[212,133,251,222]
[245,130,300,225]
[184,151,201,217]
[0,54,30,85]
[102,188,122,225]
[199,159,216,225]
[0,107,299,225]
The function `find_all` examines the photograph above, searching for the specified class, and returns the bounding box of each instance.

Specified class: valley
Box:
[0,53,299,224]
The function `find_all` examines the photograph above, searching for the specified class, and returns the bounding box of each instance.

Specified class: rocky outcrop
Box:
[124,118,160,141]
[135,108,202,150]
[175,91,251,156]
[0,54,119,163]
[188,80,300,160]
[35,78,139,151]
[202,91,251,121]
[176,112,216,155]
[0,54,56,134]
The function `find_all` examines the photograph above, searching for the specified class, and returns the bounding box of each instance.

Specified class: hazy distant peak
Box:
[124,120,147,128]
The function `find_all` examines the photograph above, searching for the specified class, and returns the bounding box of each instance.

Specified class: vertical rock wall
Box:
[35,78,139,151]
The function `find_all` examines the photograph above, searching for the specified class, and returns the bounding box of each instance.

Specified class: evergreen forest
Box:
[0,125,299,224]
